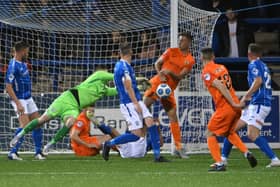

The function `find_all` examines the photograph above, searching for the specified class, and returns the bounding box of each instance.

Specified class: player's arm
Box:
[242,76,262,101]
[211,79,243,108]
[161,68,190,82]
[155,56,167,82]
[123,72,142,114]
[105,86,118,96]
[5,67,24,114]
[70,128,96,148]
[98,71,114,81]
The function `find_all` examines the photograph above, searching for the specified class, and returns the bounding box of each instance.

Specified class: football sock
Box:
[170,121,182,150]
[108,133,140,146]
[21,118,39,136]
[148,125,161,159]
[98,124,112,135]
[10,128,24,154]
[32,128,43,155]
[221,138,233,158]
[146,134,152,152]
[51,126,70,144]
[228,132,248,153]
[254,136,276,159]
[207,136,222,163]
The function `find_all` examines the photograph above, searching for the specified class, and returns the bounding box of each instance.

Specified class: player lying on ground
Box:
[201,47,257,172]
[10,66,117,154]
[221,43,280,168]
[70,106,164,158]
[143,32,195,158]
[102,43,169,162]
[5,41,45,160]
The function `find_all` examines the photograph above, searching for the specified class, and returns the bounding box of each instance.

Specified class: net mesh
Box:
[0,0,219,153]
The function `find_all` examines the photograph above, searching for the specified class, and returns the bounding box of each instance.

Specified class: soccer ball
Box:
[156,83,171,98]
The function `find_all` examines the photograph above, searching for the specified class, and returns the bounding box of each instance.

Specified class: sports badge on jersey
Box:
[252,67,259,76]
[204,73,211,81]
[77,121,83,128]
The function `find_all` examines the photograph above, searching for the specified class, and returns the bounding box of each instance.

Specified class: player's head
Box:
[84,106,95,119]
[14,41,30,62]
[178,32,192,51]
[201,47,215,63]
[248,43,262,61]
[119,43,132,62]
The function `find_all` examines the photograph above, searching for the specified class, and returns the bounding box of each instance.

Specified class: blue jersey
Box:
[114,59,141,104]
[248,59,272,106]
[5,58,32,99]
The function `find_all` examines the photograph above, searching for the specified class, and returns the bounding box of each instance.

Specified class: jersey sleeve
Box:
[97,71,114,82]
[5,62,16,84]
[249,63,261,79]
[185,55,195,71]
[105,86,118,96]
[202,70,216,88]
[72,119,86,132]
[161,48,171,62]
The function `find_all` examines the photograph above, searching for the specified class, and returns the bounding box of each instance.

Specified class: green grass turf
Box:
[0,150,280,187]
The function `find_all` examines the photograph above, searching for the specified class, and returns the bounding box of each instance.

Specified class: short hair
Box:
[119,43,132,56]
[248,43,262,55]
[201,47,214,60]
[14,41,29,52]
[179,32,192,40]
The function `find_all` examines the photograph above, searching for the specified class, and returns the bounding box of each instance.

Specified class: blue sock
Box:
[98,124,112,135]
[10,128,24,154]
[32,128,43,155]
[146,134,152,152]
[222,138,233,158]
[254,136,276,159]
[108,133,140,147]
[148,125,161,159]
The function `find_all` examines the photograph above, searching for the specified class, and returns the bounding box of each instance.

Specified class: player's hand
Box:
[87,144,97,148]
[16,101,24,115]
[134,102,142,115]
[91,117,100,126]
[231,102,244,109]
[159,71,167,82]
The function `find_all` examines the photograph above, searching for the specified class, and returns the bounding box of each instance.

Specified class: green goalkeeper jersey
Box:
[74,70,117,108]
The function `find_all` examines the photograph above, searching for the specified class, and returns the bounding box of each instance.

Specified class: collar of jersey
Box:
[250,57,260,64]
[120,59,129,65]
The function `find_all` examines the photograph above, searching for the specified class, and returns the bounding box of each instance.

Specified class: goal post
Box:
[0,0,220,154]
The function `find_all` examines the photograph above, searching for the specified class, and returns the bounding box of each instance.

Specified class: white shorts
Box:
[120,101,152,131]
[240,104,271,130]
[117,137,147,158]
[11,97,39,116]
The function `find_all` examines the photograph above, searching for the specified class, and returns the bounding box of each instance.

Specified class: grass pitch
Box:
[0,150,280,187]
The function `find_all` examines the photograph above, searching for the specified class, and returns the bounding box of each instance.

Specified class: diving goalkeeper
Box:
[10,66,117,154]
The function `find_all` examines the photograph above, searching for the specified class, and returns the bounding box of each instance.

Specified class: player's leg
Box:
[162,94,187,158]
[206,129,225,172]
[26,98,45,159]
[8,100,30,160]
[221,119,247,162]
[247,105,280,167]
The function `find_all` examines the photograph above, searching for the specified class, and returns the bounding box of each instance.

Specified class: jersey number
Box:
[264,71,271,89]
[218,74,232,90]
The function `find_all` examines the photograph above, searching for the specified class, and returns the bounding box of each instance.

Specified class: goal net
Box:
[0,0,219,153]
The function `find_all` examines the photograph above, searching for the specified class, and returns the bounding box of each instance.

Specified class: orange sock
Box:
[170,121,182,150]
[228,132,248,153]
[207,136,222,163]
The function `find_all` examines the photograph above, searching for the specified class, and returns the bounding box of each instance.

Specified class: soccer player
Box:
[143,32,195,158]
[201,47,257,171]
[71,106,151,158]
[10,66,117,154]
[102,43,168,162]
[6,41,45,160]
[221,43,280,168]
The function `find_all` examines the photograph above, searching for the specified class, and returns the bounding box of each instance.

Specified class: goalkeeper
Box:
[10,66,117,154]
